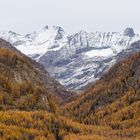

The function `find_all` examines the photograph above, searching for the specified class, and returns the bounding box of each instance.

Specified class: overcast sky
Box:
[0,0,140,34]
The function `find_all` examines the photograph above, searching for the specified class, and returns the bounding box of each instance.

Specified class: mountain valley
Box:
[0,38,139,139]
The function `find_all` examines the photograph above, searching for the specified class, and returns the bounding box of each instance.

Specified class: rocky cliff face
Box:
[0,26,140,90]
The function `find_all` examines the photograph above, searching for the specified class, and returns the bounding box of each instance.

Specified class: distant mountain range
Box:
[0,26,140,90]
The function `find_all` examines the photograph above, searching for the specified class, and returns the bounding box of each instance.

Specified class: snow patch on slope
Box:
[85,48,114,58]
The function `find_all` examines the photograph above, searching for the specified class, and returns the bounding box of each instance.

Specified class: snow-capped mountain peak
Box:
[35,25,65,44]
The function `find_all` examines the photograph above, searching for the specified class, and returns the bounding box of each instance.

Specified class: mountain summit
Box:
[123,27,135,37]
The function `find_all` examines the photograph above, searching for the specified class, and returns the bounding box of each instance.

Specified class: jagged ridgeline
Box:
[0,39,72,110]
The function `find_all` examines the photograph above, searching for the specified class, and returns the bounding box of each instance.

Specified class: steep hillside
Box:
[0,27,140,90]
[0,39,72,110]
[64,50,140,132]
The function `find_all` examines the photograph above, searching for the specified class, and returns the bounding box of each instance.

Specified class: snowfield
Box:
[85,48,114,58]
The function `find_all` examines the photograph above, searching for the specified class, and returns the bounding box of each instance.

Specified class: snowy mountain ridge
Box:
[0,26,140,90]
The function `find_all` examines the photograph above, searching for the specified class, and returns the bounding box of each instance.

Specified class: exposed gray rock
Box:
[123,27,135,37]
